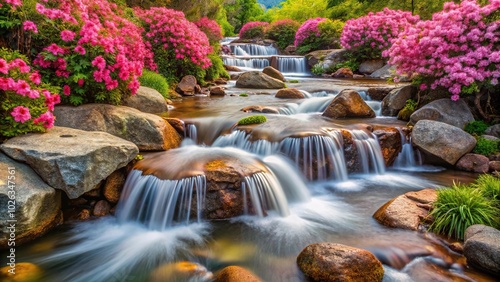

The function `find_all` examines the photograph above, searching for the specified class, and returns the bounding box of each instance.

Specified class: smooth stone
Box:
[410,98,474,129]
[381,85,417,116]
[175,75,198,96]
[358,59,384,74]
[210,86,226,96]
[214,266,262,282]
[122,86,168,114]
[263,66,285,82]
[322,89,375,118]
[455,153,490,173]
[235,71,285,89]
[150,261,213,282]
[485,124,500,138]
[103,169,126,204]
[275,88,305,99]
[331,68,353,78]
[464,225,500,274]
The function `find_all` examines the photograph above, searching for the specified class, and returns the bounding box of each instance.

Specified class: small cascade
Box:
[278,96,334,115]
[351,130,386,174]
[184,118,236,145]
[229,44,279,56]
[222,57,270,70]
[262,155,311,202]
[184,123,198,143]
[242,172,290,217]
[212,130,278,155]
[358,90,382,116]
[277,56,308,75]
[299,90,312,98]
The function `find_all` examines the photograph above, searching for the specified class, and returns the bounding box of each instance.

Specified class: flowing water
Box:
[11,42,496,281]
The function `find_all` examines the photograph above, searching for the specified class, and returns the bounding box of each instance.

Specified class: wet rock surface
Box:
[410,98,474,129]
[214,266,263,282]
[322,90,376,118]
[464,225,500,274]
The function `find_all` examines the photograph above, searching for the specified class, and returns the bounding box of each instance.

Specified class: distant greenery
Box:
[464,120,490,136]
[139,70,170,99]
[238,115,267,125]
[473,137,500,156]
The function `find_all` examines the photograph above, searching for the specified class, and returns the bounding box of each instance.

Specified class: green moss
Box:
[237,115,267,125]
[464,120,490,136]
[473,136,499,156]
[139,70,170,99]
[239,93,249,97]
[288,79,299,83]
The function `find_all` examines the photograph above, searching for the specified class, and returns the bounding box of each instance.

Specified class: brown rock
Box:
[456,153,490,173]
[236,71,285,89]
[122,86,168,114]
[175,75,198,96]
[210,86,226,96]
[224,65,242,72]
[215,266,262,282]
[322,90,376,119]
[214,78,228,85]
[359,59,385,75]
[164,118,185,136]
[78,209,91,220]
[275,88,305,99]
[0,262,43,281]
[93,200,111,217]
[103,169,126,203]
[373,126,402,166]
[263,66,285,82]
[297,243,384,282]
[150,261,213,282]
[449,242,464,253]
[331,68,353,78]
[381,85,417,116]
[368,87,394,101]
[490,161,500,172]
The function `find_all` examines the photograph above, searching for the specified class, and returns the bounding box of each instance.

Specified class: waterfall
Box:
[279,97,334,115]
[242,172,290,217]
[222,57,270,69]
[351,130,386,174]
[277,56,308,75]
[212,130,279,155]
[230,44,279,56]
[185,123,198,143]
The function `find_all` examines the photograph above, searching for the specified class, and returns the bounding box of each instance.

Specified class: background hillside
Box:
[258,0,282,8]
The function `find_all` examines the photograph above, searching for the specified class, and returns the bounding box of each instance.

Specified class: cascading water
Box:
[279,96,334,115]
[351,130,386,174]
[392,128,422,169]
[184,123,198,142]
[222,57,270,69]
[229,44,279,56]
[277,56,309,75]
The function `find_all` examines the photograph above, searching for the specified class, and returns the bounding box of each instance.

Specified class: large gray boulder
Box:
[0,153,61,247]
[410,98,474,129]
[0,127,138,199]
[306,49,347,68]
[54,104,181,151]
[322,90,375,118]
[262,66,285,82]
[122,86,168,114]
[485,124,500,138]
[412,120,476,165]
[381,85,417,116]
[236,71,285,89]
[464,225,500,274]
[359,59,385,75]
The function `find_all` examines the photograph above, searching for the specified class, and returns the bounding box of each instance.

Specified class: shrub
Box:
[387,0,500,101]
[397,99,418,121]
[474,174,500,204]
[473,136,499,156]
[265,19,300,50]
[204,53,229,82]
[464,120,490,136]
[295,18,344,54]
[238,115,266,125]
[0,48,60,138]
[31,0,156,106]
[341,8,420,60]
[311,64,325,76]
[239,21,269,39]
[429,182,500,240]
[138,70,169,99]
[194,17,223,46]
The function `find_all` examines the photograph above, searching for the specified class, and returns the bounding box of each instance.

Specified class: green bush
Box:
[138,70,169,99]
[311,64,325,76]
[205,53,230,82]
[464,120,490,136]
[429,182,500,240]
[473,136,499,156]
[237,115,267,125]
[296,19,344,54]
[474,174,500,204]
[397,99,418,121]
[265,19,300,50]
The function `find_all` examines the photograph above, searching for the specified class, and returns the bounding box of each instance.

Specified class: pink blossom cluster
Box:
[387,0,500,100]
[294,18,326,47]
[341,8,419,59]
[0,0,22,9]
[194,17,223,45]
[239,21,269,39]
[32,0,156,102]
[136,7,212,69]
[0,56,59,130]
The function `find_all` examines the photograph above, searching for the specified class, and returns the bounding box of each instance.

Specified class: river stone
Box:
[275,88,305,99]
[297,243,384,282]
[0,262,44,281]
[464,224,500,274]
[490,161,500,172]
[0,153,62,247]
[373,189,436,230]
[235,71,285,89]
[412,120,476,165]
[359,59,385,74]
[122,86,168,114]
[150,261,213,282]
[54,104,181,151]
[367,87,394,101]
[224,65,242,72]
[0,127,138,199]
[214,266,263,282]
[485,124,500,138]
[210,86,226,96]
[263,66,285,82]
[322,90,376,119]
[331,68,353,78]
[175,75,198,96]
[410,98,474,129]
[93,200,111,217]
[103,169,126,203]
[455,153,490,173]
[370,64,396,79]
[373,126,402,167]
[381,85,417,116]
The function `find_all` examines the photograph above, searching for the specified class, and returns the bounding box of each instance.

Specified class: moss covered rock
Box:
[238,115,267,125]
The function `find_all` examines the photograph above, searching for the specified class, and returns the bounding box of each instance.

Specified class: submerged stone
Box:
[215,266,262,282]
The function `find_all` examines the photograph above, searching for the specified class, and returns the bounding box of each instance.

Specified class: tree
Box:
[225,0,265,33]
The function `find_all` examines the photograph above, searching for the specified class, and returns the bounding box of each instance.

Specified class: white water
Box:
[222,57,270,69]
[229,44,279,56]
[351,130,386,174]
[278,57,309,76]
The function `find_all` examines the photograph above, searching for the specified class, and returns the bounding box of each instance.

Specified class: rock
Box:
[485,124,500,138]
[464,224,500,274]
[122,86,168,114]
[224,65,242,72]
[175,75,198,96]
[241,105,279,114]
[373,126,402,166]
[482,135,500,142]
[370,64,396,79]
[103,169,126,203]
[490,161,500,172]
[322,90,376,119]
[359,59,385,74]
[404,259,469,282]
[214,266,262,282]
[455,154,490,173]
[331,68,353,78]
[297,243,384,282]
[306,49,347,69]
[412,120,476,165]
[0,153,62,247]
[0,262,43,281]
[230,73,241,80]
[449,242,464,253]
[410,98,474,129]
[150,261,213,282]
[54,104,181,151]
[263,66,285,82]
[235,71,285,89]
[164,118,185,136]
[381,85,417,116]
[0,127,138,199]
[214,78,228,85]
[285,45,297,54]
[367,87,394,101]
[210,86,226,96]
[373,189,437,231]
[275,88,305,99]
[92,200,111,217]
[78,209,91,221]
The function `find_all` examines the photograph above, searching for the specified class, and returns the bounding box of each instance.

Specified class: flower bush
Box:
[341,8,420,60]
[294,18,326,47]
[194,17,223,46]
[387,0,500,101]
[294,18,344,54]
[265,19,300,49]
[30,0,156,106]
[1,48,60,138]
[239,21,269,39]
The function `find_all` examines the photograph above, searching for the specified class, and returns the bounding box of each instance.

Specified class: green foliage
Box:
[311,64,325,76]
[296,19,344,54]
[238,115,267,125]
[397,99,418,121]
[139,70,170,99]
[464,120,490,136]
[288,79,299,83]
[205,53,230,81]
[473,137,500,156]
[267,0,331,22]
[334,56,360,72]
[429,182,500,240]
[265,19,300,50]
[224,0,265,33]
[154,48,205,85]
[473,174,500,204]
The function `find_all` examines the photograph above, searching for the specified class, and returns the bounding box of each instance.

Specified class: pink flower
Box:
[60,29,76,41]
[28,90,40,99]
[30,72,42,85]
[0,58,8,74]
[63,85,70,96]
[33,111,55,129]
[10,58,30,73]
[23,21,38,33]
[77,78,84,86]
[45,43,66,56]
[92,56,106,70]
[74,45,86,55]
[11,106,31,123]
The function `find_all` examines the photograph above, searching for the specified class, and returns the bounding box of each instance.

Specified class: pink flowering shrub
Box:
[239,21,269,39]
[265,19,300,49]
[30,0,156,105]
[341,8,420,60]
[387,0,500,101]
[194,17,223,46]
[294,18,344,54]
[1,48,60,138]
[295,18,326,47]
